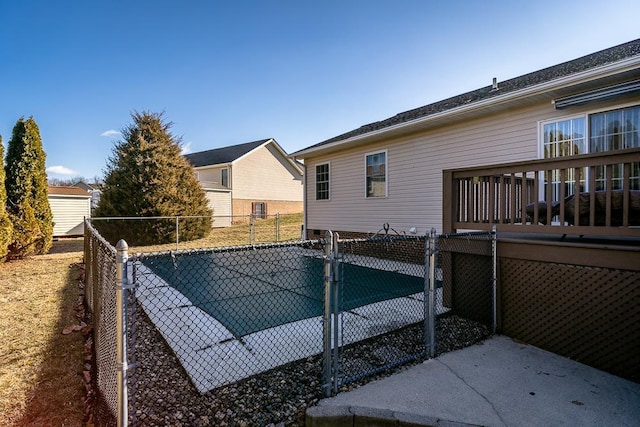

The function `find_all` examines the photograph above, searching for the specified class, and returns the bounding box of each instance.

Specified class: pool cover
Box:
[141,250,424,337]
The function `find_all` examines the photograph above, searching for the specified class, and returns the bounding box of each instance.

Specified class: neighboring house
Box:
[291,39,640,238]
[185,138,303,226]
[48,185,92,237]
[74,181,102,211]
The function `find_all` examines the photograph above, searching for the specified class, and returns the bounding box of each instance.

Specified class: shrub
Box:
[5,117,53,258]
[0,137,13,261]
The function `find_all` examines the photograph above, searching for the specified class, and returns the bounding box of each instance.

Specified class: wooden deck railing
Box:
[443,147,640,238]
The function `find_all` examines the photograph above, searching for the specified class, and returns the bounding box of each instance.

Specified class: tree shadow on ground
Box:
[13,244,86,426]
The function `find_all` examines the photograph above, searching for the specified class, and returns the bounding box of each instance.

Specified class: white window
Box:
[315,163,330,200]
[365,151,387,198]
[541,104,640,199]
[221,168,229,187]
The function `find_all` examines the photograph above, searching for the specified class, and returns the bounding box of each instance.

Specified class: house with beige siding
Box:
[48,185,92,237]
[292,39,640,238]
[185,138,303,223]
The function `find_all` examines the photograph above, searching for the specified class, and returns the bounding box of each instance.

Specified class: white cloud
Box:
[181,141,193,155]
[101,129,121,137]
[47,165,77,176]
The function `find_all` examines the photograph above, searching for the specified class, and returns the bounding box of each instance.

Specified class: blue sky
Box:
[1,1,639,180]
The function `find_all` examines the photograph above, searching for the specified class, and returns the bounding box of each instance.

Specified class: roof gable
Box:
[295,38,640,155]
[184,138,271,167]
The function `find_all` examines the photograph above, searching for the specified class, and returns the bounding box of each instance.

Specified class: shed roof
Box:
[184,138,271,167]
[294,38,640,155]
[48,186,92,197]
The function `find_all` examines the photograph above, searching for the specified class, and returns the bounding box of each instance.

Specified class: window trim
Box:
[315,162,331,201]
[364,149,388,198]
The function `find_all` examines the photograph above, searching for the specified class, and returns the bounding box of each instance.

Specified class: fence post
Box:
[425,228,437,358]
[115,239,129,427]
[176,216,180,251]
[322,231,334,397]
[250,214,255,245]
[275,213,280,242]
[491,225,497,334]
[331,232,340,395]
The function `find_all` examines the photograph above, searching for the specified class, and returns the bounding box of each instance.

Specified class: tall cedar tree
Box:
[94,111,211,245]
[0,136,13,261]
[5,117,53,258]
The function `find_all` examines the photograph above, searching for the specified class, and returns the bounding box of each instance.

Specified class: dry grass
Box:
[0,215,302,426]
[127,212,304,253]
[0,239,85,426]
[0,214,303,426]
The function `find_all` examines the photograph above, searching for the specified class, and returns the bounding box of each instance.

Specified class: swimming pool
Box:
[141,248,425,337]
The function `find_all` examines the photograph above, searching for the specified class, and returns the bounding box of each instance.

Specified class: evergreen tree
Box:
[94,111,211,245]
[5,117,53,258]
[0,136,14,261]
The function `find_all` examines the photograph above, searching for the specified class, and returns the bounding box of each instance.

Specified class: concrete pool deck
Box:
[308,335,640,426]
[132,258,441,393]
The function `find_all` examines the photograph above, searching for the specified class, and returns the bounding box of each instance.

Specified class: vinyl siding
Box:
[49,196,91,236]
[205,190,232,227]
[232,144,303,201]
[304,100,585,235]
[197,166,228,187]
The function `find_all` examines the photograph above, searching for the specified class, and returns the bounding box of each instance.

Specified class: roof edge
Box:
[292,54,640,158]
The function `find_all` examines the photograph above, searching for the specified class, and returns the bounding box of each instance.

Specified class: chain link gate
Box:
[322,230,434,396]
[321,228,496,396]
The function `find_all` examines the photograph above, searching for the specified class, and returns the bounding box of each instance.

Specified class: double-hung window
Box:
[315,163,330,200]
[221,168,229,188]
[366,151,387,198]
[541,104,640,200]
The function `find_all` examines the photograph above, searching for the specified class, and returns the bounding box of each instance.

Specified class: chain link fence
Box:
[333,235,429,387]
[89,213,303,252]
[433,230,496,356]
[84,221,495,426]
[84,221,118,426]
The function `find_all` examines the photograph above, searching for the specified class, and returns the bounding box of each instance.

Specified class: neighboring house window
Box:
[541,104,640,199]
[365,151,387,198]
[252,201,267,219]
[221,168,229,188]
[315,163,330,200]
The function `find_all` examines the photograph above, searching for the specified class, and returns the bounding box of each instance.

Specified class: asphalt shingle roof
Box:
[184,139,270,167]
[302,38,640,151]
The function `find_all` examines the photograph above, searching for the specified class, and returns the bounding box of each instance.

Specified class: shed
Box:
[48,186,92,237]
[200,182,232,227]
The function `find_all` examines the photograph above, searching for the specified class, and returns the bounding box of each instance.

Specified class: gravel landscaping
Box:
[122,303,491,426]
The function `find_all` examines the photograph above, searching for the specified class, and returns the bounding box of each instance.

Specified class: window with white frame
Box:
[315,163,330,200]
[541,104,640,199]
[221,168,229,187]
[365,151,387,198]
